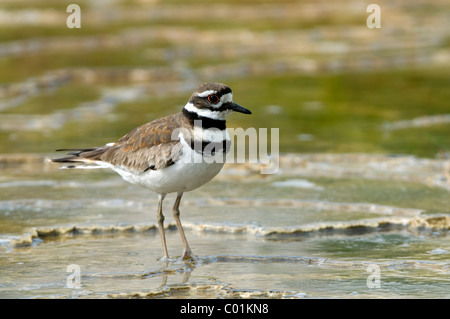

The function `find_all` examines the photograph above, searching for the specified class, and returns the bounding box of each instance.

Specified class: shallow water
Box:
[1,0,449,299]
[0,153,448,298]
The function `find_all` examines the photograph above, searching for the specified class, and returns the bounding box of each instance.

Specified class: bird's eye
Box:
[207,94,220,104]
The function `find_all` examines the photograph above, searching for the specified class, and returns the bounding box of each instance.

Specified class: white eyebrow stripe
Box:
[197,90,218,98]
[184,102,228,120]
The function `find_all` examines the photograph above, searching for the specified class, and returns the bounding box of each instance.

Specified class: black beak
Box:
[228,102,252,114]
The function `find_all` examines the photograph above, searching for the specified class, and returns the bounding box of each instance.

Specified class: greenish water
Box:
[0,0,449,299]
[1,70,449,157]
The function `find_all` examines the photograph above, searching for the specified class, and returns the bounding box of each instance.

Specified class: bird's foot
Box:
[181,249,196,263]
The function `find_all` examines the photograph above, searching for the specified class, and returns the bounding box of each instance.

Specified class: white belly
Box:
[108,141,226,194]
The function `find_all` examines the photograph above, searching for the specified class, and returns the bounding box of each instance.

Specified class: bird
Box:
[51,82,251,261]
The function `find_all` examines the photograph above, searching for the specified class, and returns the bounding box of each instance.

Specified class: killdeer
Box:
[51,82,251,261]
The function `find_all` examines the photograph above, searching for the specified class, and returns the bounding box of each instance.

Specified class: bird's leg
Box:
[157,193,169,260]
[172,192,195,261]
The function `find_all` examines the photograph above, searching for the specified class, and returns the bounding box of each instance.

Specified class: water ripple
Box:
[3,214,448,249]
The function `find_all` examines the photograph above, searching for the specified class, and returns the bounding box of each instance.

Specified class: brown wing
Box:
[115,113,180,152]
[52,113,186,172]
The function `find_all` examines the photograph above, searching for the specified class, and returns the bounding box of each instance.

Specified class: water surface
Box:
[0,153,448,298]
[1,0,449,299]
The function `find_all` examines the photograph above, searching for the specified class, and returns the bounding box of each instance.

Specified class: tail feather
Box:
[51,147,110,167]
[55,148,97,155]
